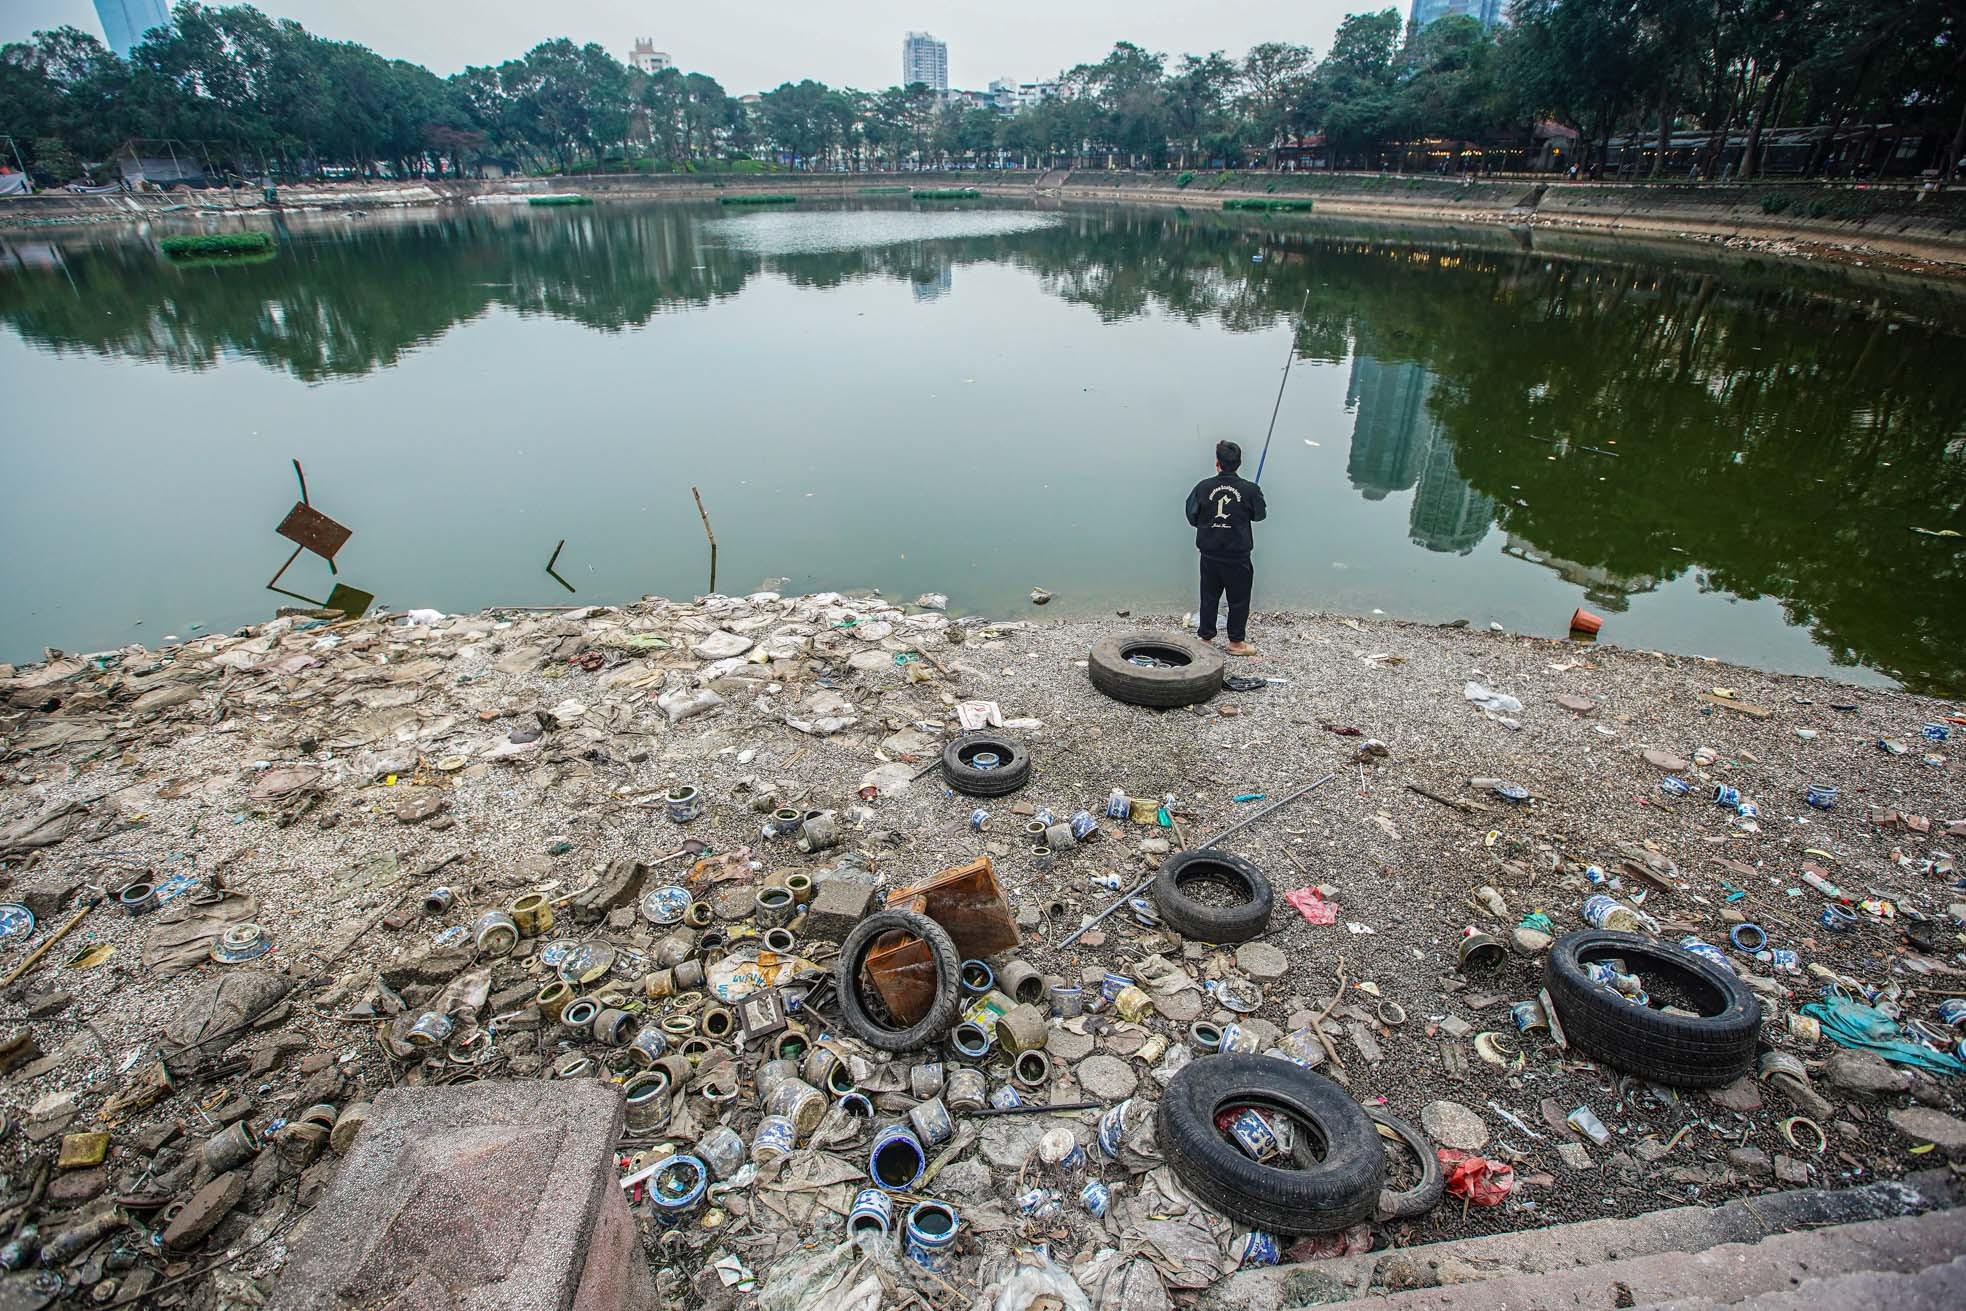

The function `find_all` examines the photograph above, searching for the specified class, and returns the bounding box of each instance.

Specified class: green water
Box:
[2,200,1963,692]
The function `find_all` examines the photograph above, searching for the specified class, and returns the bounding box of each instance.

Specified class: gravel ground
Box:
[1,591,1962,1308]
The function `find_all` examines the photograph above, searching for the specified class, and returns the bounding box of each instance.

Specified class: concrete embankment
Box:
[6,168,1963,271]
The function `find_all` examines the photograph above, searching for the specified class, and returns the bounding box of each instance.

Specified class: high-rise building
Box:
[1408,0,1505,32]
[903,32,949,91]
[94,0,172,59]
[629,39,672,74]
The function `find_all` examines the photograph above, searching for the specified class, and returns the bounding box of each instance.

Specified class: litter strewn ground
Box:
[1,591,1962,1308]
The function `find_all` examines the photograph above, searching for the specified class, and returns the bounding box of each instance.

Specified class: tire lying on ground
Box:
[1157,1054,1385,1234]
[1153,849,1273,943]
[1543,930,1761,1088]
[941,732,1031,797]
[836,909,962,1051]
[1088,631,1225,708]
[1367,1108,1444,1221]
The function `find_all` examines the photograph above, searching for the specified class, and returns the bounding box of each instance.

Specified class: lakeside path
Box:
[1,592,1962,1300]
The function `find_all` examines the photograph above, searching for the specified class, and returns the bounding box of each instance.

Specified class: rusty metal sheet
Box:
[322,583,374,620]
[864,933,937,1027]
[886,856,1020,960]
[275,501,351,560]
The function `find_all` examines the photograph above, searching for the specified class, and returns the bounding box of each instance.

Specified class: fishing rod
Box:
[1252,288,1311,485]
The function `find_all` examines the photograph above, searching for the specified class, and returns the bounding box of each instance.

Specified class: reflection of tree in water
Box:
[3,204,1962,688]
[0,207,762,381]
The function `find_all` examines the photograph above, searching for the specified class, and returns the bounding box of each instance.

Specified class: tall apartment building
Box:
[903,32,949,91]
[94,0,172,58]
[629,39,673,74]
[1408,0,1505,31]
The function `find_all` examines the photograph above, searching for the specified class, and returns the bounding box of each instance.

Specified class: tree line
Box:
[2,1,1961,185]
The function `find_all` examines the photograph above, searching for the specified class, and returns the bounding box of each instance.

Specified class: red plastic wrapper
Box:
[1284,886,1339,926]
[1438,1149,1515,1206]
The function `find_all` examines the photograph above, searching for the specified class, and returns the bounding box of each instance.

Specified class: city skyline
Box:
[5,0,1365,96]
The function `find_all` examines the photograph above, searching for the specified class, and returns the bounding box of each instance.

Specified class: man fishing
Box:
[1185,440,1267,656]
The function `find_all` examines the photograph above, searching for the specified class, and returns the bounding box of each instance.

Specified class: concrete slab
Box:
[267,1080,654,1311]
[1327,1208,1966,1310]
[1203,1171,1964,1311]
[1642,1254,1966,1311]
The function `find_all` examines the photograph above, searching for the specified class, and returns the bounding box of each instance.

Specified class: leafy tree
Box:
[1302,10,1402,168]
[1239,41,1313,165]
[1165,52,1241,167]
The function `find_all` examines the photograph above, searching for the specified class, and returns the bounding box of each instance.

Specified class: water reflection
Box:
[1,203,1962,690]
[1345,356,1496,556]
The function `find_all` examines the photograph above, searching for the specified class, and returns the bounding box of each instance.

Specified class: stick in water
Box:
[691,486,718,595]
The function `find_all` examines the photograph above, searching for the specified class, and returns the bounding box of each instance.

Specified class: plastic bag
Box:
[1439,1149,1514,1205]
[1801,998,1966,1075]
[1284,886,1339,926]
[975,1249,1095,1311]
[758,1239,880,1311]
[1463,682,1523,715]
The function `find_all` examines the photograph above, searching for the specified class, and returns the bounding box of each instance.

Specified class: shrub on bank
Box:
[1222,197,1316,212]
[912,187,981,199]
[527,194,593,206]
[719,193,798,204]
[160,232,275,258]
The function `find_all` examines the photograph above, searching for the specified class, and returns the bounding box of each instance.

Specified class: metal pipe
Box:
[1057,773,1336,949]
[969,1100,1103,1117]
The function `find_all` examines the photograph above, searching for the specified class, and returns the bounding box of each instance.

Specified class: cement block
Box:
[267,1080,654,1311]
[804,879,876,942]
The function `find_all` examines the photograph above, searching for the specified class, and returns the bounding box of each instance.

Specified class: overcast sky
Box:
[2,1,1376,92]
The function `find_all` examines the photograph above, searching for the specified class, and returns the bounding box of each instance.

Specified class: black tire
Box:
[1156,1054,1384,1235]
[1153,850,1272,943]
[1543,930,1761,1088]
[836,909,963,1052]
[1367,1109,1443,1221]
[941,732,1031,797]
[1088,632,1224,708]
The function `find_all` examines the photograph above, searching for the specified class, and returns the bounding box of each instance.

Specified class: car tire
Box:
[1153,849,1272,943]
[1367,1109,1443,1221]
[1156,1054,1384,1234]
[836,909,963,1052]
[941,732,1031,797]
[1088,631,1224,708]
[1543,930,1761,1088]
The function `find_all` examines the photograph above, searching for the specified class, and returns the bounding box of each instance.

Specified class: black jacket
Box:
[1186,471,1267,559]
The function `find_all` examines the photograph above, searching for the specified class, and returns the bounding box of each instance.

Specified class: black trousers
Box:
[1197,554,1253,643]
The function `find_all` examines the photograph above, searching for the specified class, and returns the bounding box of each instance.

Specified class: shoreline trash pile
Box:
[1,590,1962,1309]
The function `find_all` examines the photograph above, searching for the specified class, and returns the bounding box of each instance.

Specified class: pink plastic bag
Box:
[1439,1149,1515,1206]
[1284,886,1338,926]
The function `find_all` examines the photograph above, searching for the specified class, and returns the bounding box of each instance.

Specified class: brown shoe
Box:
[1224,641,1259,657]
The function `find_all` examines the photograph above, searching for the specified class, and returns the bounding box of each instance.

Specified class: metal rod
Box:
[970,1100,1103,1117]
[1058,772,1338,948]
[545,539,575,593]
[1253,289,1310,485]
[1193,772,1337,851]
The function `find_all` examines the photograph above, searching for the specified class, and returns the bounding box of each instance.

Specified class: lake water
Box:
[3,199,1964,692]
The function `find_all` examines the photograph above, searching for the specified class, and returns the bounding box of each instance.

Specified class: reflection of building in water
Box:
[910,262,953,301]
[1344,354,1495,554]
[1501,535,1660,612]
